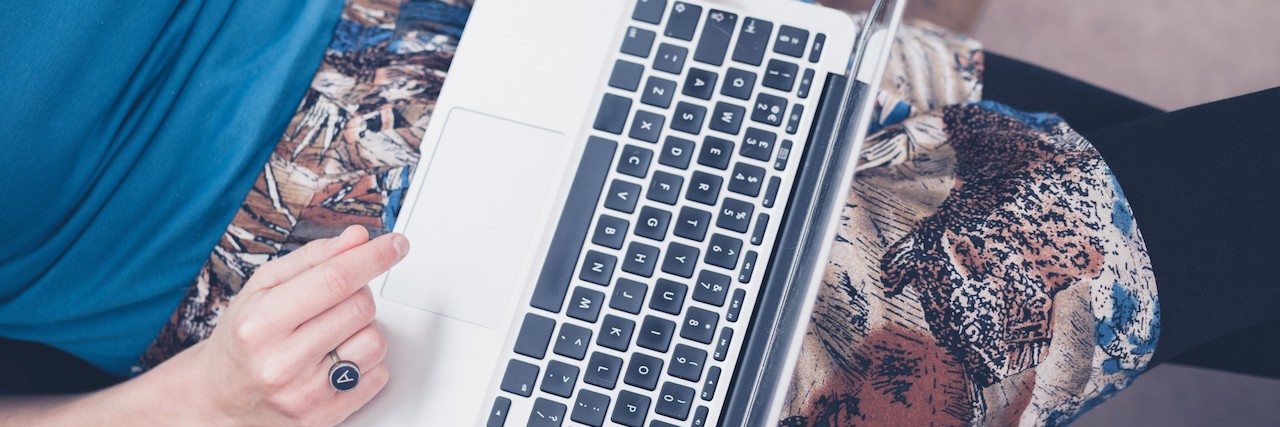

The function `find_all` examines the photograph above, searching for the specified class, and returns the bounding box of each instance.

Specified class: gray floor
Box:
[971,1,1280,425]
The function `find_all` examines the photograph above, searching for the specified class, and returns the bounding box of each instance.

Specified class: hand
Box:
[185,225,409,425]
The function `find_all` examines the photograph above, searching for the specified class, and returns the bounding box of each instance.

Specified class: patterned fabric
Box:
[135,0,472,372]
[133,4,1160,426]
[779,21,1159,427]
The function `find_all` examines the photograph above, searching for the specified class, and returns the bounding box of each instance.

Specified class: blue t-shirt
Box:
[0,1,342,376]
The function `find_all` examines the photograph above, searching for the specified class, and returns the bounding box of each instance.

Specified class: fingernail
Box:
[330,225,360,247]
[391,234,410,258]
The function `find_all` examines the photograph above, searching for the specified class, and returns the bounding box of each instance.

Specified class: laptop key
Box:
[664,2,701,41]
[487,396,511,427]
[774,140,793,171]
[540,360,580,398]
[706,233,743,270]
[632,0,666,24]
[786,104,804,135]
[701,366,723,403]
[609,59,645,92]
[692,406,710,426]
[741,127,776,162]
[652,421,678,427]
[694,9,736,66]
[697,136,734,170]
[500,359,539,397]
[739,250,758,283]
[604,179,641,213]
[749,213,770,245]
[685,171,722,206]
[731,17,772,66]
[809,33,826,63]
[693,270,731,306]
[659,136,695,169]
[670,102,706,135]
[655,382,696,420]
[597,314,635,352]
[647,171,683,205]
[726,289,746,322]
[625,352,665,390]
[752,92,788,127]
[622,241,661,277]
[763,59,798,92]
[717,198,753,233]
[641,76,677,108]
[629,109,665,143]
[728,162,765,197]
[617,144,653,179]
[592,214,629,249]
[797,68,815,98]
[554,323,593,360]
[530,137,615,313]
[653,43,688,75]
[571,389,611,427]
[710,101,745,135]
[610,278,649,314]
[621,26,656,58]
[674,207,712,241]
[762,176,781,208]
[774,25,809,58]
[668,344,707,382]
[637,315,676,353]
[585,351,624,389]
[683,68,718,100]
[593,94,631,135]
[612,390,651,427]
[579,250,616,286]
[721,67,756,100]
[567,286,605,323]
[681,307,719,344]
[514,313,557,359]
[530,398,567,427]
[661,242,699,278]
[650,278,687,315]
[713,328,733,362]
[635,206,672,241]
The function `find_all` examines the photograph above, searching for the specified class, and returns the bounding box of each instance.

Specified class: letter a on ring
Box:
[328,351,361,392]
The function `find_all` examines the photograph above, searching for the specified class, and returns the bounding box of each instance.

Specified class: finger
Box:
[263,232,409,329]
[245,225,369,292]
[322,323,387,377]
[290,289,382,364]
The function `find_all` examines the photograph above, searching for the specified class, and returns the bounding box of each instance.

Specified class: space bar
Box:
[530,136,617,313]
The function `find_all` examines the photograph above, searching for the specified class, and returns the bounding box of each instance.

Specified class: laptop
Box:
[351,0,904,425]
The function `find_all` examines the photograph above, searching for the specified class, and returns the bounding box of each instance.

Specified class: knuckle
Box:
[253,360,292,391]
[370,330,389,359]
[318,265,351,298]
[232,319,266,346]
[349,290,377,324]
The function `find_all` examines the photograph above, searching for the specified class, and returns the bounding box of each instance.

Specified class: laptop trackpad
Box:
[382,109,568,328]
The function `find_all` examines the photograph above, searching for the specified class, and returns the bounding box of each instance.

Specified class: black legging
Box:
[984,52,1280,377]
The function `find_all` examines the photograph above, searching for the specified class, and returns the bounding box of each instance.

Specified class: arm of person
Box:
[0,226,408,426]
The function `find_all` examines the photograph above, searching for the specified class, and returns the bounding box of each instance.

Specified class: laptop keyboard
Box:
[490,1,828,425]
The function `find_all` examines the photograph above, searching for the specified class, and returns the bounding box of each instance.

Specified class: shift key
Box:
[731,17,772,66]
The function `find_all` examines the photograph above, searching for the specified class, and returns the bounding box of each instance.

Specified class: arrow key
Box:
[683,67,719,100]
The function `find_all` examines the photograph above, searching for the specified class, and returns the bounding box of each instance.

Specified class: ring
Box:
[327,350,360,392]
